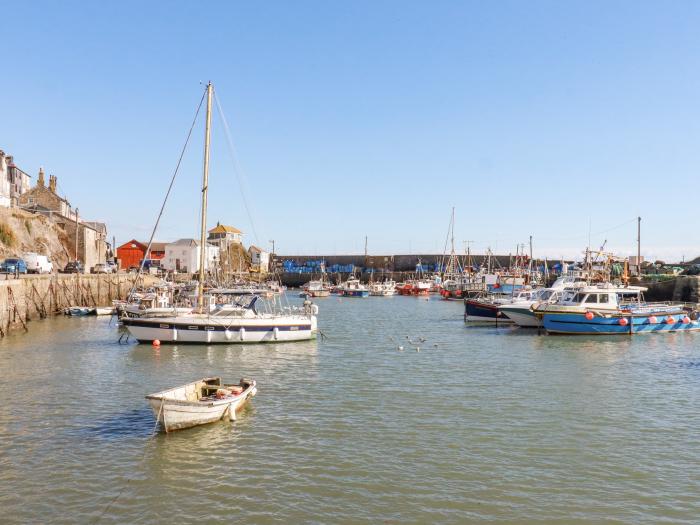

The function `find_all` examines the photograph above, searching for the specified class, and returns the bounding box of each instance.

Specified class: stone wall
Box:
[643,276,700,303]
[0,273,136,337]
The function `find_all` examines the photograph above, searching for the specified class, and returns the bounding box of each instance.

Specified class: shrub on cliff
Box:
[0,222,16,247]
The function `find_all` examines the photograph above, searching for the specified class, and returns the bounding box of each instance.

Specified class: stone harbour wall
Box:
[0,273,136,337]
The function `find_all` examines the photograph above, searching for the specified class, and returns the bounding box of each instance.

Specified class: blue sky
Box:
[2,1,699,261]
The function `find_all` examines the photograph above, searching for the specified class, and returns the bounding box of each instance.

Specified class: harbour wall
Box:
[0,273,137,337]
[642,276,700,304]
[275,253,517,287]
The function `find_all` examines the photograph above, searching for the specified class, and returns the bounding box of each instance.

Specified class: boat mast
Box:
[197,81,213,312]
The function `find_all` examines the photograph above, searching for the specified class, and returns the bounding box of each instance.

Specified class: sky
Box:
[2,1,699,262]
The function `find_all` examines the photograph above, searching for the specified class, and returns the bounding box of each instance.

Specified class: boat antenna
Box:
[197,81,214,313]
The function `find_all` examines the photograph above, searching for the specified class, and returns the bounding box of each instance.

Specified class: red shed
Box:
[116,239,147,269]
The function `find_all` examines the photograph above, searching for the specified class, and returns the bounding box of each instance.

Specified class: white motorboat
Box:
[497,276,587,327]
[146,377,257,432]
[94,307,116,316]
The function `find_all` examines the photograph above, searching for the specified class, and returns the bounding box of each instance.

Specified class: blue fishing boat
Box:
[338,278,369,298]
[533,284,700,335]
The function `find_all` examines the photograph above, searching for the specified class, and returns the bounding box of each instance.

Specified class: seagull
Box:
[398,345,404,351]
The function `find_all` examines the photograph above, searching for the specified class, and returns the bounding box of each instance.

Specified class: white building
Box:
[248,245,270,273]
[0,150,31,207]
[162,238,219,273]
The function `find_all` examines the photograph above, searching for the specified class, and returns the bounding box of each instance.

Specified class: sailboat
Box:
[122,82,318,344]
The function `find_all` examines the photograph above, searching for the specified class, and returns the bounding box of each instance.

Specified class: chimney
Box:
[49,175,57,193]
[38,168,45,188]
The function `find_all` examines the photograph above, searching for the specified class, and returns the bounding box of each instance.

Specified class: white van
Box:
[24,252,54,274]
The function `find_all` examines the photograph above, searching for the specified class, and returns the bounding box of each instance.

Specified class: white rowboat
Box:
[146,377,257,432]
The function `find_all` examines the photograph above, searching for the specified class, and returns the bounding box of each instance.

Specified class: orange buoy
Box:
[585,311,594,321]
[666,316,675,325]
[648,316,658,324]
[618,317,629,326]
[682,316,690,324]
[152,339,161,347]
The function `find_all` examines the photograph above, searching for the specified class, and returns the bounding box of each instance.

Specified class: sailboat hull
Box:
[122,317,317,344]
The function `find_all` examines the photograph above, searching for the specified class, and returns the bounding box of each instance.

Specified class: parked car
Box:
[24,252,54,274]
[0,258,28,274]
[91,263,114,274]
[62,261,84,274]
[106,261,119,273]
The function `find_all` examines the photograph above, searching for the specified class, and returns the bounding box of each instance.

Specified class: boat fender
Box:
[225,329,233,341]
[666,316,675,325]
[239,327,245,341]
[648,316,658,324]
[585,311,594,320]
[273,327,279,340]
[682,316,690,324]
[618,318,628,326]
[311,304,319,315]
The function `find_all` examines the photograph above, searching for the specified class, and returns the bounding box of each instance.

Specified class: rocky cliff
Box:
[0,208,73,268]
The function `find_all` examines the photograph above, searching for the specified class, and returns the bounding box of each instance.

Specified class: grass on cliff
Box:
[0,222,16,247]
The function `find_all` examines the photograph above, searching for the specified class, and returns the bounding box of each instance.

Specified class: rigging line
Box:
[213,90,260,245]
[537,217,639,243]
[128,88,207,298]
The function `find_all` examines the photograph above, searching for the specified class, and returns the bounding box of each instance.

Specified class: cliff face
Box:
[0,208,73,269]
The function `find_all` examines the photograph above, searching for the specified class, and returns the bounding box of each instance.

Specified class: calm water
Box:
[1,294,699,524]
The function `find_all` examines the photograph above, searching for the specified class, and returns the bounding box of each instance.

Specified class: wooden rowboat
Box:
[146,377,256,432]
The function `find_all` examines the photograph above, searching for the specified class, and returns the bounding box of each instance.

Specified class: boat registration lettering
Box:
[290,326,299,331]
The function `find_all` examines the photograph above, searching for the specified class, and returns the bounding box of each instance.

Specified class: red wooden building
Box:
[116,239,167,269]
[116,239,147,269]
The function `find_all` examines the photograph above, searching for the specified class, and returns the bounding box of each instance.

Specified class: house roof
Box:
[168,238,217,247]
[208,223,242,234]
[117,239,147,251]
[83,221,107,234]
[248,245,267,253]
[149,242,167,252]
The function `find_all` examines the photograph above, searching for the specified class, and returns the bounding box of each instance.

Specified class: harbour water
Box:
[1,294,699,523]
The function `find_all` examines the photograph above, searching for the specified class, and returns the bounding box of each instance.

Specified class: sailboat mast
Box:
[197,81,213,312]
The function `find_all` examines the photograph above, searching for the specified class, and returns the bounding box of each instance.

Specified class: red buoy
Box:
[666,316,675,325]
[682,316,690,324]
[618,318,629,326]
[152,339,161,347]
[585,311,594,321]
[648,316,658,324]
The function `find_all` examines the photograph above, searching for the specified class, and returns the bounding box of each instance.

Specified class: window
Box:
[584,294,598,303]
[599,294,609,303]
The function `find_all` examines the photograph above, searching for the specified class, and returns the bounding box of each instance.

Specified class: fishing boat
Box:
[122,82,319,344]
[464,288,539,322]
[533,283,700,335]
[146,377,257,432]
[302,279,331,298]
[369,279,396,296]
[338,277,369,297]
